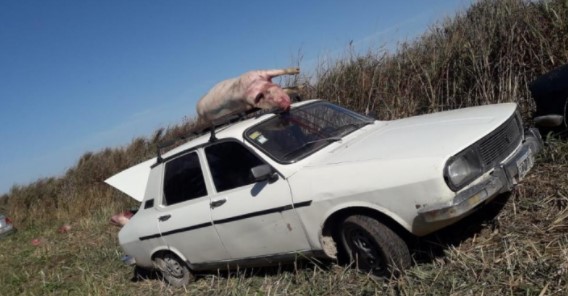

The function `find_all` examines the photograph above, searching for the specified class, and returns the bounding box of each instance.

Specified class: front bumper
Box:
[418,128,543,222]
[121,255,137,266]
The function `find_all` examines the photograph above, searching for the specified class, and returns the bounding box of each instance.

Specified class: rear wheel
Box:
[154,253,194,287]
[339,215,411,276]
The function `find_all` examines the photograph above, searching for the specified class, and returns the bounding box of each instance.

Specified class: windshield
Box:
[245,101,374,163]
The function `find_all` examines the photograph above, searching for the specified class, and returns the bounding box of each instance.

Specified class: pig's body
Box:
[196,68,300,122]
[111,211,133,227]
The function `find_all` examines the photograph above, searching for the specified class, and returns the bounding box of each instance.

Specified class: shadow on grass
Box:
[131,266,161,283]
[411,192,511,263]
[131,256,332,285]
[201,259,334,280]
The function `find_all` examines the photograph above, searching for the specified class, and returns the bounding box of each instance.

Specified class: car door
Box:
[204,140,311,259]
[156,150,231,263]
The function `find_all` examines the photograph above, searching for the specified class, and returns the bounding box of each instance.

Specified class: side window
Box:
[205,141,265,192]
[163,152,207,206]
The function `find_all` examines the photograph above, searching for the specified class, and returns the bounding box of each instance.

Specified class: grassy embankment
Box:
[1,0,568,294]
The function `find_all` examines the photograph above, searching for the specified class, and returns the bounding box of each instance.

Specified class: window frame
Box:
[244,101,373,164]
[161,150,209,207]
[203,139,276,194]
[157,138,282,207]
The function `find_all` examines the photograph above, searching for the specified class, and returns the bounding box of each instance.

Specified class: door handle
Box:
[210,198,227,208]
[158,214,171,222]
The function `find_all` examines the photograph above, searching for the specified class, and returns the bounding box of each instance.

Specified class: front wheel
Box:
[154,253,194,287]
[339,215,411,276]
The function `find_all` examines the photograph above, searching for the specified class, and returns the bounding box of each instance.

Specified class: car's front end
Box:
[417,113,542,223]
[281,102,542,241]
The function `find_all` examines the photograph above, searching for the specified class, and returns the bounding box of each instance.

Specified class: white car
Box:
[0,214,15,238]
[108,99,542,286]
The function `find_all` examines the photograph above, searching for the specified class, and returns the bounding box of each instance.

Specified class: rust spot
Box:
[287,223,292,231]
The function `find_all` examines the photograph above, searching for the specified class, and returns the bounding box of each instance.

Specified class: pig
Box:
[58,224,72,233]
[196,67,300,122]
[111,211,134,227]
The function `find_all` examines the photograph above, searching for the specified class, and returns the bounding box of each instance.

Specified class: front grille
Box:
[477,113,522,167]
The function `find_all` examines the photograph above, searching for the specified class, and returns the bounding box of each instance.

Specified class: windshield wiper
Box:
[331,120,374,136]
[281,137,342,160]
[305,136,342,146]
[350,120,374,129]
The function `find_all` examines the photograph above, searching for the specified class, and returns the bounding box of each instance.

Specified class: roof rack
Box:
[155,107,274,163]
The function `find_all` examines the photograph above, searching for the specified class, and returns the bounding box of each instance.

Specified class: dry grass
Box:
[1,143,567,295]
[1,0,568,294]
[298,0,568,121]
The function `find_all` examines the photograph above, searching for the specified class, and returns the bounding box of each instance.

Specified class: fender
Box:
[321,200,412,232]
[150,245,191,268]
[315,200,413,258]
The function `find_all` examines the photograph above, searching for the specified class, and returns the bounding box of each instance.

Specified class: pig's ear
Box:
[254,93,264,103]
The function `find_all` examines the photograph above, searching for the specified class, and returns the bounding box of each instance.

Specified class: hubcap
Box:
[346,228,383,269]
[164,257,184,279]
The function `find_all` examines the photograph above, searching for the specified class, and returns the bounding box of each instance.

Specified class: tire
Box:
[154,253,194,287]
[339,215,411,276]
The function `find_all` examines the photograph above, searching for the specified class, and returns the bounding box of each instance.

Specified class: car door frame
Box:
[200,138,312,262]
[153,149,231,264]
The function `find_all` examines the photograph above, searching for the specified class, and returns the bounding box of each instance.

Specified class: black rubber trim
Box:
[138,201,312,241]
[214,200,312,225]
[139,222,213,241]
[144,199,154,209]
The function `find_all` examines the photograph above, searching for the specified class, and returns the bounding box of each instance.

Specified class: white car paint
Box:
[104,157,156,202]
[108,99,541,273]
[0,214,15,238]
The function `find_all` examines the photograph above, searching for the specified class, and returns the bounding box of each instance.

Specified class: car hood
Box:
[310,103,518,165]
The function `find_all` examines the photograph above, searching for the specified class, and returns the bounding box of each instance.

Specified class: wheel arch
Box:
[318,204,414,259]
[150,246,190,267]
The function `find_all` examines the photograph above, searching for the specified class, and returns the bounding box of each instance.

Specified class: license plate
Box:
[516,148,534,180]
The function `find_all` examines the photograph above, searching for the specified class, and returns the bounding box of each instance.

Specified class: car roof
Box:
[105,99,322,201]
[160,99,320,160]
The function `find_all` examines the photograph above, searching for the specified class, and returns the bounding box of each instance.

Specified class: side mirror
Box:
[251,164,278,183]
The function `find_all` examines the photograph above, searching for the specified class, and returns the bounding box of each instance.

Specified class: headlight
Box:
[444,148,483,191]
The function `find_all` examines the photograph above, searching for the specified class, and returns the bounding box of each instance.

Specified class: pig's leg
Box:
[260,67,300,79]
[282,84,304,94]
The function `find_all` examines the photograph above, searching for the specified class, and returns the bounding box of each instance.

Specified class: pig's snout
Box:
[271,92,291,110]
[279,95,291,110]
[263,85,291,110]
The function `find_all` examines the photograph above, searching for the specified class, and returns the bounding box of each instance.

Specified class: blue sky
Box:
[0,0,470,194]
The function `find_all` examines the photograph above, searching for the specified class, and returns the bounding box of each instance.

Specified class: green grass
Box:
[2,0,568,294]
